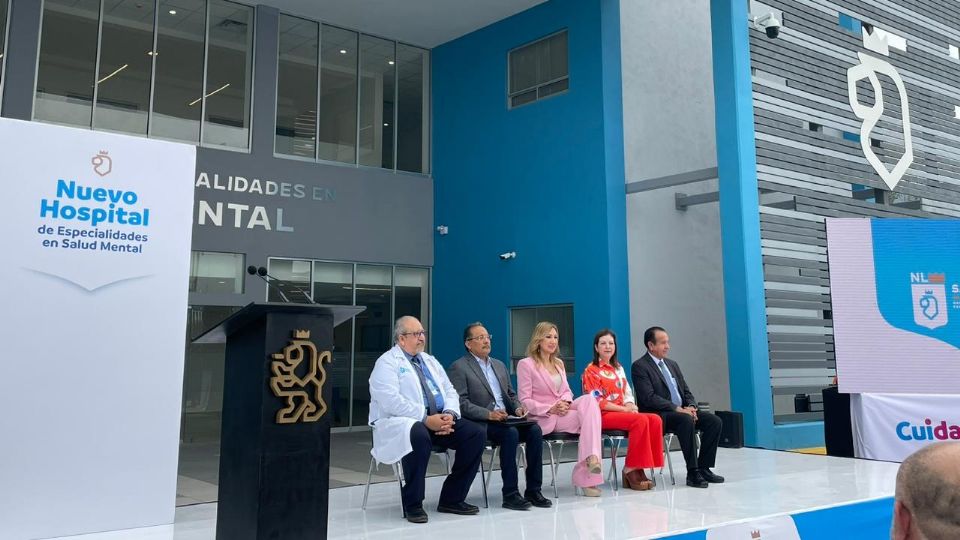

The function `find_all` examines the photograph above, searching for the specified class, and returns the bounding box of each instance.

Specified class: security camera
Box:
[751,12,781,39]
[499,251,517,260]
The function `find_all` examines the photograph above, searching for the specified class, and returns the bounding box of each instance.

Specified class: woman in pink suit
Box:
[517,321,604,496]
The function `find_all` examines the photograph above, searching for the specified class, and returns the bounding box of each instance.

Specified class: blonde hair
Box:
[525,321,563,371]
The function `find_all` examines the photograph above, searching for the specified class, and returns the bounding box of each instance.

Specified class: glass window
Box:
[94,0,156,135]
[152,0,206,142]
[189,251,244,293]
[202,0,253,149]
[178,261,430,499]
[0,0,9,90]
[352,265,392,426]
[318,25,358,163]
[508,30,568,109]
[34,0,100,127]
[266,258,312,302]
[179,303,239,500]
[312,261,353,305]
[275,15,319,158]
[395,267,429,334]
[358,35,395,168]
[510,304,575,373]
[889,191,922,209]
[396,44,428,173]
[312,262,354,427]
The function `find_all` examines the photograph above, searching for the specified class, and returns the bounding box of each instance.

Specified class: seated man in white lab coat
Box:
[368,316,485,524]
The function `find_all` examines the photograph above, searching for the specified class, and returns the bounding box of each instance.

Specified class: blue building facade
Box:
[431,0,630,389]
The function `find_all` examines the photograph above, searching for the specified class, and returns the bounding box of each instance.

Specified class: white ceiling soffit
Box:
[256,0,547,48]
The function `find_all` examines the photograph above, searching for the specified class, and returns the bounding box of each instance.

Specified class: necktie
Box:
[411,355,439,415]
[658,360,683,407]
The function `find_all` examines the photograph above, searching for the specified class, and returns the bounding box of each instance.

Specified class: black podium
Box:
[193,302,364,540]
[822,386,855,458]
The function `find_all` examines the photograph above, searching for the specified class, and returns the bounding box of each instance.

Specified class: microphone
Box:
[254,266,316,304]
[247,265,290,303]
[258,266,316,304]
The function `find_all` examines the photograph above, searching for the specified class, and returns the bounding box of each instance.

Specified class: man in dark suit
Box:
[448,322,551,510]
[631,326,724,488]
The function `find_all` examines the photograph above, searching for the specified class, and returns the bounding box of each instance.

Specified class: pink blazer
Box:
[517,357,573,434]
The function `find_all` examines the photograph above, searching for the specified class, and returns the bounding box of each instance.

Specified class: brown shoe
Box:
[622,469,654,491]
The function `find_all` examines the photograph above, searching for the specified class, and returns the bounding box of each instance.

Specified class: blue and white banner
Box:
[0,119,195,539]
[826,218,960,394]
[851,393,960,462]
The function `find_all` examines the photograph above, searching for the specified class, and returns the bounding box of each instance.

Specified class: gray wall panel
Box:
[750,0,960,422]
[1,0,41,120]
[192,150,434,268]
[622,0,730,410]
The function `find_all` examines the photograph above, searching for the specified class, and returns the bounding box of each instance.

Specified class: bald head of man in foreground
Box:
[892,441,960,540]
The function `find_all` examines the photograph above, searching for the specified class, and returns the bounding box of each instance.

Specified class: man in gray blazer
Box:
[448,322,551,510]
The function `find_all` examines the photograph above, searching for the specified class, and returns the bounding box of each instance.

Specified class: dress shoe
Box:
[524,490,553,508]
[686,471,709,488]
[585,456,602,474]
[437,501,480,515]
[579,486,602,497]
[699,468,725,483]
[622,469,654,491]
[502,492,533,510]
[405,505,428,523]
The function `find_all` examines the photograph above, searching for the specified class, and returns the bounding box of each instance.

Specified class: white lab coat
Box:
[368,345,461,464]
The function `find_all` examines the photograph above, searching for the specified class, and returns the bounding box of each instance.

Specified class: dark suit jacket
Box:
[448,353,521,422]
[631,352,697,413]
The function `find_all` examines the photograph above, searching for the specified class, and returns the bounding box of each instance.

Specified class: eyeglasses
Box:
[401,330,427,338]
[466,334,492,342]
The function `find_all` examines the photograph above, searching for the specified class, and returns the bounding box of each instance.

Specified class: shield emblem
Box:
[912,283,948,329]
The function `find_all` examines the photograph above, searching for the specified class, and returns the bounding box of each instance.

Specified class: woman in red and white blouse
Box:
[581,329,664,490]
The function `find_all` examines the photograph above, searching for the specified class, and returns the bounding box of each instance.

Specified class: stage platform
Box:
[49,448,899,539]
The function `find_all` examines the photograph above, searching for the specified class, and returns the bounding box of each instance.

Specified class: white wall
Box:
[621,0,717,181]
[621,0,730,409]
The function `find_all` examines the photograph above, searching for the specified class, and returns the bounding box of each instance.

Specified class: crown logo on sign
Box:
[751,531,761,539]
[91,150,113,176]
[294,329,310,339]
[861,24,907,56]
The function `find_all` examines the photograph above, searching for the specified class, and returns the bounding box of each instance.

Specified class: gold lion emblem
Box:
[269,329,332,424]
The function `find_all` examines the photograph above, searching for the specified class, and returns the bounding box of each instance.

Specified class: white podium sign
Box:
[851,393,960,462]
[0,119,195,539]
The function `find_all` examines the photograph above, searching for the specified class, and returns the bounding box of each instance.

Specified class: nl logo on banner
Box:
[910,272,947,329]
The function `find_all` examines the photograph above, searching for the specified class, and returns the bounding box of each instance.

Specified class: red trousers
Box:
[601,411,664,469]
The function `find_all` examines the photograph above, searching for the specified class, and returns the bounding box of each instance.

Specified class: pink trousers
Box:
[541,395,603,488]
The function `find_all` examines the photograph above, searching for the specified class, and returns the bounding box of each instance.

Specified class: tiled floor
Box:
[57,447,899,540]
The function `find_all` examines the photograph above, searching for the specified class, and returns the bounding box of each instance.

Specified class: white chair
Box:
[661,431,701,485]
[483,441,527,493]
[601,429,628,492]
[361,444,488,513]
[542,431,579,498]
